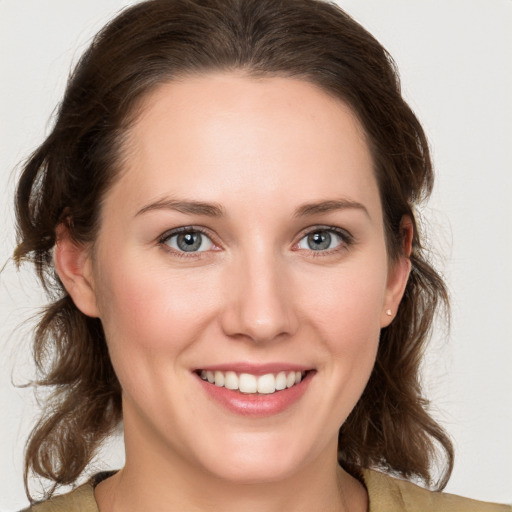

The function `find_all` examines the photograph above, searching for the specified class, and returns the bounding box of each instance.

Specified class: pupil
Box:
[178,232,201,251]
[308,231,331,250]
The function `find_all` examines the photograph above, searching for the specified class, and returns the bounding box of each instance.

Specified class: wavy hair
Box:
[14,0,453,500]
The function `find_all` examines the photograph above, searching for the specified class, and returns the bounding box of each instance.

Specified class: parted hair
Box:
[14,0,453,500]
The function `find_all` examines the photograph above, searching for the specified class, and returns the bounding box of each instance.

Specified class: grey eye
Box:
[165,231,214,252]
[297,230,343,251]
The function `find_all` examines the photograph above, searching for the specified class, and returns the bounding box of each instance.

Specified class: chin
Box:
[203,455,302,485]
[190,430,319,485]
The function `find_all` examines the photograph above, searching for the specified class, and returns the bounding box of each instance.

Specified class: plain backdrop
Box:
[1,1,511,510]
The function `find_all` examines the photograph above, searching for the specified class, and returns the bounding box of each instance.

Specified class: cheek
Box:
[93,255,222,367]
[303,262,388,338]
[298,257,387,392]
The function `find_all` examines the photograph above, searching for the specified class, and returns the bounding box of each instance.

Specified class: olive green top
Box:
[22,469,511,511]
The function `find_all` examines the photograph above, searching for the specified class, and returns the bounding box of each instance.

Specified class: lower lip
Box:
[196,372,314,417]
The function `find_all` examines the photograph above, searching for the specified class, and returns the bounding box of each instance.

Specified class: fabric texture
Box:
[362,470,510,512]
[21,469,511,511]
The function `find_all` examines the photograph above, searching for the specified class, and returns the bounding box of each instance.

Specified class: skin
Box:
[56,73,411,512]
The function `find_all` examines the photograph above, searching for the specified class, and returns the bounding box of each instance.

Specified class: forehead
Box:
[107,72,380,220]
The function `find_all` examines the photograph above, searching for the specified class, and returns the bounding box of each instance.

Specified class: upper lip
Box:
[194,362,313,376]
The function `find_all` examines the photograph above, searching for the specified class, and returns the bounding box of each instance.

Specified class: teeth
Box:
[199,370,306,394]
[257,373,275,394]
[238,373,257,393]
[224,371,238,390]
[275,371,287,391]
[214,371,224,387]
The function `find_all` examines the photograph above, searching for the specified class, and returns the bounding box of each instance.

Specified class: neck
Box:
[95,411,367,512]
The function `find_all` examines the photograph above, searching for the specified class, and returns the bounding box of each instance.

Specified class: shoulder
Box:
[362,469,511,512]
[19,480,99,512]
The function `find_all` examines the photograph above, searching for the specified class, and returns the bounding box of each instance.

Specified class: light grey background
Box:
[1,1,511,510]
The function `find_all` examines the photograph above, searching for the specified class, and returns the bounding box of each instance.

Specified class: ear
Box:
[54,223,100,318]
[380,216,413,327]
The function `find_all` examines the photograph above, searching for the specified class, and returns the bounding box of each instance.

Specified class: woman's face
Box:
[71,73,409,483]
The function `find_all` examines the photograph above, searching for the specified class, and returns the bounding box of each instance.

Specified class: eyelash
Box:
[294,225,354,256]
[157,225,354,257]
[158,226,218,258]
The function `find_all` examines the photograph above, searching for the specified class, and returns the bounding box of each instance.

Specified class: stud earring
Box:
[385,309,392,316]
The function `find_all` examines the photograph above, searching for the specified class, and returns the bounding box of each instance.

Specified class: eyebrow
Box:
[294,199,370,218]
[135,197,369,219]
[136,198,225,217]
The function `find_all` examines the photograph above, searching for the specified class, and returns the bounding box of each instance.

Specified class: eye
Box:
[297,228,348,251]
[161,229,214,253]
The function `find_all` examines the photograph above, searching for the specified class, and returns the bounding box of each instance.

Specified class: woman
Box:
[8,0,509,510]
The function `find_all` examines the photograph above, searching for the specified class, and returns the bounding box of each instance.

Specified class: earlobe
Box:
[380,216,413,327]
[54,224,100,318]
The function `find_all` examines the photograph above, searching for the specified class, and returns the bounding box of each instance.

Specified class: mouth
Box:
[194,365,315,416]
[195,369,312,395]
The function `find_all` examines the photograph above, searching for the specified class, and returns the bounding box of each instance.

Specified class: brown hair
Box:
[14,0,453,500]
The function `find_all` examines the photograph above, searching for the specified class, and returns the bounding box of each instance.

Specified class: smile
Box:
[198,370,307,394]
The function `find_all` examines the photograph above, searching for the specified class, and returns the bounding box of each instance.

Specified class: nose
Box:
[219,250,298,343]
